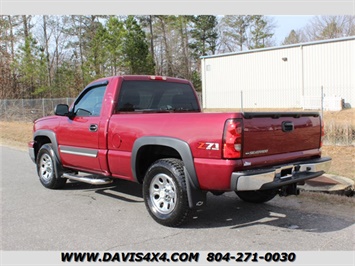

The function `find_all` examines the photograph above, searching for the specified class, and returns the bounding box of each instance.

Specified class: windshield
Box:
[116,80,200,112]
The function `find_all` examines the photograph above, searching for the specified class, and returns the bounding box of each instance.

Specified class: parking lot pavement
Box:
[1,145,354,251]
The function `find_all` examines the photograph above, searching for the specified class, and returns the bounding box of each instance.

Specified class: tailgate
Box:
[242,112,321,158]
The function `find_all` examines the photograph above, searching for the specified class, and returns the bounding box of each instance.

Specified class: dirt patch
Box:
[322,145,354,180]
[0,121,33,150]
[322,108,355,126]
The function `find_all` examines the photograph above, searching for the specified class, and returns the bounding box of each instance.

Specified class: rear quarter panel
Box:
[106,112,239,179]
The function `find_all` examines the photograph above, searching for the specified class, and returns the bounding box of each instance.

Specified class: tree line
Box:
[0,15,354,99]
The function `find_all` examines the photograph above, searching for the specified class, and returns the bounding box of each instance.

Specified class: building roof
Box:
[200,36,355,60]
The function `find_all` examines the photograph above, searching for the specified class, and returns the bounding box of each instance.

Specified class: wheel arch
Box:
[132,136,206,209]
[33,130,60,162]
[131,137,195,184]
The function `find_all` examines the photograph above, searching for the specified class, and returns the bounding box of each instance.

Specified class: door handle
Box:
[282,121,294,132]
[89,124,98,132]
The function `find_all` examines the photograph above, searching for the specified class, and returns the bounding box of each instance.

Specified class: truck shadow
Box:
[63,180,354,233]
[64,179,143,203]
[184,193,354,233]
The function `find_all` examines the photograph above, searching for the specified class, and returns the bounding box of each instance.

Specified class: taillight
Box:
[223,119,242,159]
[320,119,325,148]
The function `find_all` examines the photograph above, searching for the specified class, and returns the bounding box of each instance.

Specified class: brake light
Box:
[223,119,243,159]
[150,75,166,80]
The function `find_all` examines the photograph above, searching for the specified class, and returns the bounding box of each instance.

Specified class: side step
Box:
[62,173,113,185]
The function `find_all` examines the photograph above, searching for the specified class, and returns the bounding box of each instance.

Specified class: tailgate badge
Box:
[245,149,269,155]
[244,161,252,166]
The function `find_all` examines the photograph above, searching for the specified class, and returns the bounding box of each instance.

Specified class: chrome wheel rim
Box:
[149,173,177,215]
[39,153,53,182]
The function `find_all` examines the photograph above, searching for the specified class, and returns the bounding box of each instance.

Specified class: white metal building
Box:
[201,37,355,110]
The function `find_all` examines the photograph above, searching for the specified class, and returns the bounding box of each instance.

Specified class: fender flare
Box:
[131,136,206,209]
[33,130,60,161]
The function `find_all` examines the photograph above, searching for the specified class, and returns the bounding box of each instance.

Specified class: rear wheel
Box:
[235,189,278,203]
[143,158,190,227]
[36,144,66,189]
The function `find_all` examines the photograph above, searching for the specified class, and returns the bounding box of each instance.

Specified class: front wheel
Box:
[143,158,190,227]
[36,144,66,189]
[235,189,278,203]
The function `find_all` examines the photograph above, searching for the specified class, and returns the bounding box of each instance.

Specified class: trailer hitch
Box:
[279,183,300,197]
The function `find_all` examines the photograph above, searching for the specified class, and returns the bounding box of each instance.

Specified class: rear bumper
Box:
[231,157,332,191]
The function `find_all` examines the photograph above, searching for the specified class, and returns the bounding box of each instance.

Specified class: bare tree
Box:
[304,15,355,41]
[155,16,175,76]
[282,29,307,45]
[176,16,191,80]
[41,16,52,88]
[0,16,22,98]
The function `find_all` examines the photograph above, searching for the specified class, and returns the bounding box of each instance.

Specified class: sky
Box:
[272,15,314,45]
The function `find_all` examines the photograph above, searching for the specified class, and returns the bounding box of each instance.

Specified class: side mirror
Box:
[54,104,69,116]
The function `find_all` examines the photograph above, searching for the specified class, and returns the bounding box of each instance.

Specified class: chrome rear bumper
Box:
[231,157,332,191]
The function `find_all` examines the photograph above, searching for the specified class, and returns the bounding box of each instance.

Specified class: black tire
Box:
[36,144,66,189]
[143,158,190,227]
[235,189,278,203]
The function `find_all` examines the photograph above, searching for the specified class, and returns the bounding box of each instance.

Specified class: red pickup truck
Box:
[29,75,331,226]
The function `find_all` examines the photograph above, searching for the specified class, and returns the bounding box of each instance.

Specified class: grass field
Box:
[1,109,354,180]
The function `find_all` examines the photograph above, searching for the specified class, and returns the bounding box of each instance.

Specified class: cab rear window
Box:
[116,80,200,112]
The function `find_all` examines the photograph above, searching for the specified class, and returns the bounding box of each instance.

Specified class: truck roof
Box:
[90,75,190,85]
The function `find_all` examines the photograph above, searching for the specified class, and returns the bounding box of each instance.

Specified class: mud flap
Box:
[184,167,206,209]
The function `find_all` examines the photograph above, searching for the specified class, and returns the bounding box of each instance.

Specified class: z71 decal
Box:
[198,142,220,150]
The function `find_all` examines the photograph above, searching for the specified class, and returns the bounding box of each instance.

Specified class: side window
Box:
[74,85,106,116]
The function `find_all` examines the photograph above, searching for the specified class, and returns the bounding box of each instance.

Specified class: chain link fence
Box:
[0,98,75,122]
[0,94,353,146]
[0,93,203,122]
